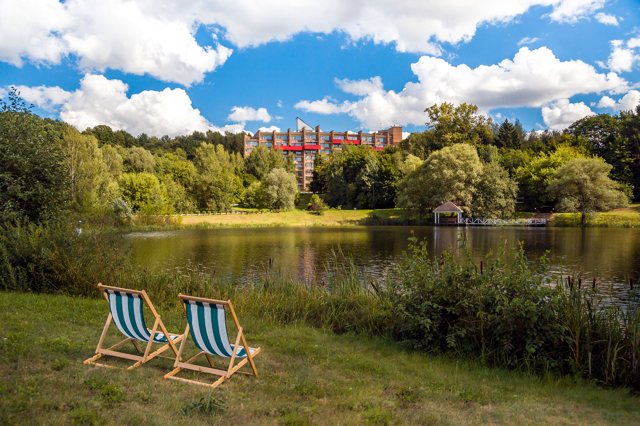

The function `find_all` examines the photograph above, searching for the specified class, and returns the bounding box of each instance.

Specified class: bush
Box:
[307,194,328,215]
[387,237,564,369]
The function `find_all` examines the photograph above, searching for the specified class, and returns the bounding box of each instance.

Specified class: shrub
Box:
[307,194,328,215]
[387,237,564,369]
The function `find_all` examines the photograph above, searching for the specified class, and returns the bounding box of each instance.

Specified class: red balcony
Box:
[332,139,342,144]
[278,146,303,151]
[304,145,321,150]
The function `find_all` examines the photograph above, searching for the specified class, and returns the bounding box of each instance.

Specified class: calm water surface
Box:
[126,226,640,290]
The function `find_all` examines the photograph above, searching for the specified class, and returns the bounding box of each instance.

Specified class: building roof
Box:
[433,201,463,213]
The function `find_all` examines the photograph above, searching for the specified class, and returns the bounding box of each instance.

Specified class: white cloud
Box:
[594,13,618,25]
[277,100,283,108]
[297,47,628,129]
[0,0,607,80]
[401,132,410,140]
[227,106,272,123]
[597,39,640,73]
[546,0,605,23]
[541,99,593,130]
[15,74,245,137]
[0,0,232,86]
[518,37,539,45]
[335,76,383,96]
[597,90,640,111]
[258,126,282,132]
[295,98,354,115]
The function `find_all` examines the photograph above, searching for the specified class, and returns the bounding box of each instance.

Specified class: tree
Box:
[0,88,70,223]
[309,154,328,193]
[263,168,298,210]
[514,145,588,211]
[425,102,493,147]
[396,144,483,218]
[242,181,267,209]
[123,146,156,173]
[56,125,120,209]
[547,158,628,226]
[119,172,170,213]
[496,119,522,149]
[471,160,518,218]
[246,146,284,181]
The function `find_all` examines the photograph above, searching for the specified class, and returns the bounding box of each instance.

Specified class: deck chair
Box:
[164,294,260,389]
[84,283,184,370]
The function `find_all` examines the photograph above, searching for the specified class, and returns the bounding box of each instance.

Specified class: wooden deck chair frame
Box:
[164,294,260,389]
[84,283,184,370]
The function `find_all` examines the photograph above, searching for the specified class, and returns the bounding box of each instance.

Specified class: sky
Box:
[1,0,639,138]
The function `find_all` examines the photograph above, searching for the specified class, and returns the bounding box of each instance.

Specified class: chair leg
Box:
[132,341,143,353]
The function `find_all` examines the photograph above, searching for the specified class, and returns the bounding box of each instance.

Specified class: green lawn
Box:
[1,292,639,425]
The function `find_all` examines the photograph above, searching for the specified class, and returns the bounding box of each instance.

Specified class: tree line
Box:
[1,88,639,226]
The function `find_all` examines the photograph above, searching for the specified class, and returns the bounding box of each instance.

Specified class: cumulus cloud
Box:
[335,77,383,96]
[296,46,628,129]
[541,99,593,130]
[258,126,282,132]
[0,0,607,80]
[16,74,245,137]
[295,98,354,115]
[518,37,539,45]
[597,90,640,111]
[594,13,618,25]
[597,39,640,73]
[227,106,272,123]
[0,0,232,86]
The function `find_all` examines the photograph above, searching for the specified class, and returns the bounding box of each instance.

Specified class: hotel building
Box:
[243,118,402,190]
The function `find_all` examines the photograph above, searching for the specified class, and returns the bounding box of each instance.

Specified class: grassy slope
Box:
[1,292,639,425]
[180,208,404,228]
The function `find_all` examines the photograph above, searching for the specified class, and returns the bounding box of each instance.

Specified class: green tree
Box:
[123,146,155,173]
[471,160,518,218]
[119,172,170,213]
[56,125,120,209]
[263,168,298,211]
[496,119,521,149]
[242,181,267,209]
[192,143,244,210]
[396,143,483,218]
[547,158,628,226]
[425,102,493,147]
[0,89,70,222]
[246,146,285,181]
[309,154,328,193]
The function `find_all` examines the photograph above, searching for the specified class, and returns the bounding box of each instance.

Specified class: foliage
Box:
[0,219,127,295]
[119,172,171,213]
[242,181,267,209]
[514,144,588,210]
[182,395,226,416]
[307,194,329,215]
[0,88,71,223]
[396,144,484,217]
[308,153,327,193]
[471,160,518,218]
[495,119,523,149]
[246,146,285,181]
[264,168,298,211]
[547,158,628,225]
[323,145,404,209]
[387,238,565,369]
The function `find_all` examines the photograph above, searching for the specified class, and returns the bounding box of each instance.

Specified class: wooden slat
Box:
[98,283,144,295]
[178,293,229,306]
[165,375,226,389]
[98,349,143,362]
[174,362,228,377]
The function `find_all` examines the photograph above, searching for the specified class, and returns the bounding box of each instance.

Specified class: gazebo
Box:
[433,201,463,224]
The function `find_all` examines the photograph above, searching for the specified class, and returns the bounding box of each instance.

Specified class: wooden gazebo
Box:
[433,201,463,224]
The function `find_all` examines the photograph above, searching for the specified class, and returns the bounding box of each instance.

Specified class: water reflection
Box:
[126,226,640,293]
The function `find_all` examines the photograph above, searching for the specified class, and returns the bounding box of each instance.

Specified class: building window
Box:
[292,142,303,146]
[305,150,315,154]
[266,143,272,147]
[319,135,330,140]
[324,150,331,154]
[377,138,385,142]
[363,137,372,141]
[297,171,303,177]
[260,135,273,140]
[306,135,317,140]
[333,135,345,140]
[305,162,313,168]
[292,135,302,141]
[246,148,253,153]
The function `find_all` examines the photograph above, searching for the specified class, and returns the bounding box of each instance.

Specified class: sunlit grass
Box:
[2,292,639,425]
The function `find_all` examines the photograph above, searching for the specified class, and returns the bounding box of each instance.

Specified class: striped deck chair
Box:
[84,283,184,370]
[164,294,260,389]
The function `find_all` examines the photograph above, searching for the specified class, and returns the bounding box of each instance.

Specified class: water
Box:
[126,226,640,292]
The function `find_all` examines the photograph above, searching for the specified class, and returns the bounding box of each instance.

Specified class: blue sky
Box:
[1,0,639,137]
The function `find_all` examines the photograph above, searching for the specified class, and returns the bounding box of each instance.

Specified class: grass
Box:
[2,291,640,425]
[179,208,404,228]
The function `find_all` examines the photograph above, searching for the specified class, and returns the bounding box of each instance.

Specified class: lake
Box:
[126,226,640,292]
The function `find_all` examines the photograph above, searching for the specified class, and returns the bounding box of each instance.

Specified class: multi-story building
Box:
[243,118,402,191]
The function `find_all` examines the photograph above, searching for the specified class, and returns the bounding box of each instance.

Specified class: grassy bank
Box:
[2,291,640,426]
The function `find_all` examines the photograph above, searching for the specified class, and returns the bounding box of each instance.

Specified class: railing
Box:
[457,218,548,226]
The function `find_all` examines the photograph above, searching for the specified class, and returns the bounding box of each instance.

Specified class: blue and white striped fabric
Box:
[183,300,254,358]
[106,290,177,343]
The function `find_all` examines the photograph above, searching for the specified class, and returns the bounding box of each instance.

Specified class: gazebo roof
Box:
[433,201,463,213]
